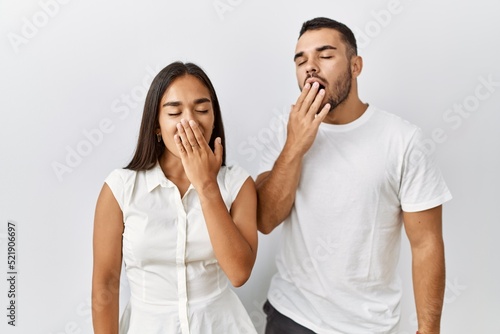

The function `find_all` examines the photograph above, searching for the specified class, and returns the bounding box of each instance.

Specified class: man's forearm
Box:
[256,145,304,234]
[413,238,446,334]
[257,82,329,234]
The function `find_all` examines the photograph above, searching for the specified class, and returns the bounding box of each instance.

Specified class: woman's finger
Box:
[180,119,199,150]
[174,134,187,155]
[176,122,193,153]
[188,120,210,150]
[214,137,223,166]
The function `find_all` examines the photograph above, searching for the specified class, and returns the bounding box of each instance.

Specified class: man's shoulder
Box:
[369,106,420,136]
[371,106,418,127]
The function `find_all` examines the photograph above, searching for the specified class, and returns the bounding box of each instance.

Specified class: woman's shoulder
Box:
[218,164,251,199]
[219,164,250,181]
[104,168,140,189]
[106,168,137,180]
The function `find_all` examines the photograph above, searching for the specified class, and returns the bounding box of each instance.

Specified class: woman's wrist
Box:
[196,180,221,200]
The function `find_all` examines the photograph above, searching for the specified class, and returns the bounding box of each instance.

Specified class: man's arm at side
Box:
[403,205,446,334]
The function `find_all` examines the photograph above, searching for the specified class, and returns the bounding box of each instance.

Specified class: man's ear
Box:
[351,55,363,78]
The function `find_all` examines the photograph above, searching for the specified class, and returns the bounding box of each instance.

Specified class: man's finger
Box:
[306,88,326,119]
[294,82,311,113]
[314,103,331,124]
[298,81,321,116]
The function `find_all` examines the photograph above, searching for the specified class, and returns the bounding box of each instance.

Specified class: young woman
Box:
[92,62,258,334]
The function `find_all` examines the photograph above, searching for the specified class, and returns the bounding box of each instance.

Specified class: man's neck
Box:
[322,97,368,125]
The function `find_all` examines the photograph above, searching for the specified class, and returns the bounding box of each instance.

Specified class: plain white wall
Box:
[1,0,499,333]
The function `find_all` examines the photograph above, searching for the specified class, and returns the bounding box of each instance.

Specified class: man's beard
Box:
[326,66,352,111]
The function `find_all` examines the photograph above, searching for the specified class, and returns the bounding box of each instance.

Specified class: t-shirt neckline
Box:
[319,104,374,132]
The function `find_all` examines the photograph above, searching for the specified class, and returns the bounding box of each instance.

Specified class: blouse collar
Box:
[145,162,175,192]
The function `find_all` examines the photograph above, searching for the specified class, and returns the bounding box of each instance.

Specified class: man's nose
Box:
[305,59,318,76]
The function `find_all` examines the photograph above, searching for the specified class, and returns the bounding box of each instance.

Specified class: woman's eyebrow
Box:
[162,101,181,107]
[163,97,211,107]
[194,97,211,104]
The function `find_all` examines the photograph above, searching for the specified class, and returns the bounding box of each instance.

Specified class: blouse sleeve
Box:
[224,164,251,203]
[104,169,125,211]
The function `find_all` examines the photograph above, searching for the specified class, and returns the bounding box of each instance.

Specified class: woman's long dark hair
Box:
[125,62,226,170]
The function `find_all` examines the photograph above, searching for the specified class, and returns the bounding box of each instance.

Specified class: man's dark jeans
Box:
[263,300,316,334]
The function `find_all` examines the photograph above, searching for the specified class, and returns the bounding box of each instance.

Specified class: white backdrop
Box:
[1,0,499,333]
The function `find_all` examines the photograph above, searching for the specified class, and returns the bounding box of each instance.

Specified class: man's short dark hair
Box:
[299,17,358,58]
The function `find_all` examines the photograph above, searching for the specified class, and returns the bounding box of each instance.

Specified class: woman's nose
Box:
[184,109,196,121]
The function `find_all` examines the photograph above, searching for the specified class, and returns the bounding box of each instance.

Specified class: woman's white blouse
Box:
[105,163,257,334]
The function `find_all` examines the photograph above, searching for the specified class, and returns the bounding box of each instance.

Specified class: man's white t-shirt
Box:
[259,105,452,334]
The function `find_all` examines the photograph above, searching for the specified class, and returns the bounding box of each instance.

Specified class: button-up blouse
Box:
[105,162,257,334]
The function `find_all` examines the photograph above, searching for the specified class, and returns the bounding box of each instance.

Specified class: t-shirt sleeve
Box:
[104,169,125,210]
[400,128,452,212]
[258,110,288,175]
[225,164,251,203]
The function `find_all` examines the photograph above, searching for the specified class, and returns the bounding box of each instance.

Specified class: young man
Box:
[256,17,452,334]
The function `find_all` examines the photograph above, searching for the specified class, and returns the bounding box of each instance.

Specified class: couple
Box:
[92,17,451,334]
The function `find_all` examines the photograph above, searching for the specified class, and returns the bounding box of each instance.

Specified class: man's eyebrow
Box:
[316,45,337,52]
[293,51,304,62]
[294,45,337,61]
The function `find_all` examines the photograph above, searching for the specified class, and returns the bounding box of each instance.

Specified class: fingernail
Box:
[304,83,311,89]
[189,120,196,126]
[312,82,319,88]
[319,89,325,95]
